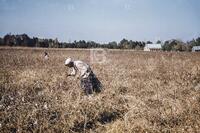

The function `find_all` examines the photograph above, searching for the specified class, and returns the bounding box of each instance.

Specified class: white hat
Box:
[65,57,72,65]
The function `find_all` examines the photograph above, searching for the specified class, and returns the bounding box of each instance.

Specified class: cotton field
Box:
[0,47,200,133]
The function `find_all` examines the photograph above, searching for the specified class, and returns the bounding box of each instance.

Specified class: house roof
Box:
[145,44,162,49]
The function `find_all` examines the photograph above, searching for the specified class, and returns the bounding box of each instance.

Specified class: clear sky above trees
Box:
[0,0,200,43]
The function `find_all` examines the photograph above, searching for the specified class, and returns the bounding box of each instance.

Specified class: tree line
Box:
[0,33,200,51]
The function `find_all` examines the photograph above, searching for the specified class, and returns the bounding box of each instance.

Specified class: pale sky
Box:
[0,0,200,43]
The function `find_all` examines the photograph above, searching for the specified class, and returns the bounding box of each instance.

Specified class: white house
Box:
[144,44,162,51]
[192,46,200,52]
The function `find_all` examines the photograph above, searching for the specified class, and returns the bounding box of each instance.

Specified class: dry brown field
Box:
[0,47,200,133]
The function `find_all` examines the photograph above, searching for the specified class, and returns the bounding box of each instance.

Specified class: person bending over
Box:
[65,57,102,95]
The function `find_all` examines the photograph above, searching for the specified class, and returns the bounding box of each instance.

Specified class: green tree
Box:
[156,40,162,44]
[119,38,129,49]
[0,37,4,46]
[108,41,118,49]
[146,41,153,44]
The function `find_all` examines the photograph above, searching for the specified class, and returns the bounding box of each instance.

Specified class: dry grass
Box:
[0,47,200,133]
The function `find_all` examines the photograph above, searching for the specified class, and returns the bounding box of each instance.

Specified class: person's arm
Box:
[67,67,76,76]
[80,66,87,77]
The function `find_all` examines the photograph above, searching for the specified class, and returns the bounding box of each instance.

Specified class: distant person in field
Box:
[44,51,49,60]
[65,57,102,95]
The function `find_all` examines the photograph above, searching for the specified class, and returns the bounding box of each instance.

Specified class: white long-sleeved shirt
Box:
[69,60,91,79]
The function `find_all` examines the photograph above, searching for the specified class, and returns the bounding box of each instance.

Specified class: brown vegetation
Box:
[0,47,200,133]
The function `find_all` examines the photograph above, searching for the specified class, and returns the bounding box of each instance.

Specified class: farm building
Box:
[192,46,200,52]
[144,44,162,51]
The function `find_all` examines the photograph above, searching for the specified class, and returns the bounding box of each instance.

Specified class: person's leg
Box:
[85,78,93,95]
[80,78,93,95]
[80,79,85,90]
[90,73,102,93]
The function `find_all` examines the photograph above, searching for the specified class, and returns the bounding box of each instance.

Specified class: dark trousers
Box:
[80,72,102,95]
